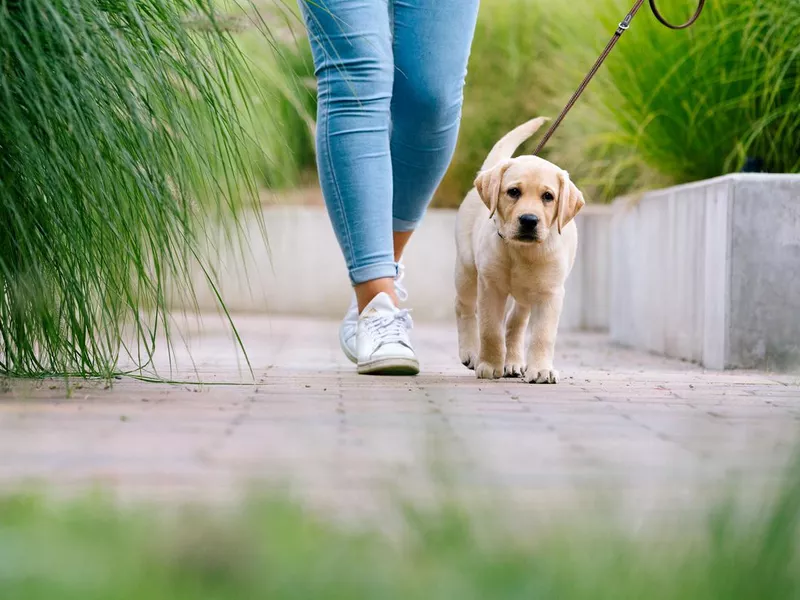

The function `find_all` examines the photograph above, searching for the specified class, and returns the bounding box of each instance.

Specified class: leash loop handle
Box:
[533,0,705,156]
[650,0,706,30]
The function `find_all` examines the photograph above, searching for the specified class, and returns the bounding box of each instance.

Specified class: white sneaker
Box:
[356,292,419,375]
[339,263,409,363]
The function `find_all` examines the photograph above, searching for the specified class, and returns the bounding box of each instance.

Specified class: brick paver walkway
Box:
[1,316,798,516]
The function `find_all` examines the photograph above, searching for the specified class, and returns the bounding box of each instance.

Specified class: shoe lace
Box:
[364,309,413,346]
[395,262,409,303]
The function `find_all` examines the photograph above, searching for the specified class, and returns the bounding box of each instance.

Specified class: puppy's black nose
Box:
[518,214,539,229]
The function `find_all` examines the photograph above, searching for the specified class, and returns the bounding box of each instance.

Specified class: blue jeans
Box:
[300,0,480,284]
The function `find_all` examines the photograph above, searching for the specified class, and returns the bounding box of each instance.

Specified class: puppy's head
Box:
[474,156,585,244]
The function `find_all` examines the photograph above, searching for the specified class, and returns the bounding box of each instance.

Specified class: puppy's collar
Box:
[493,217,506,241]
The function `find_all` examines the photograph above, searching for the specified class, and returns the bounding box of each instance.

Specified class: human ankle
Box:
[355,278,397,313]
[393,230,413,262]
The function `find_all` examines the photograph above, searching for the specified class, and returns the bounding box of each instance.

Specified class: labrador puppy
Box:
[454,117,585,384]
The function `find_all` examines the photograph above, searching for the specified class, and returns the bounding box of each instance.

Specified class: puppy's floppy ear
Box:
[556,170,585,234]
[474,160,512,219]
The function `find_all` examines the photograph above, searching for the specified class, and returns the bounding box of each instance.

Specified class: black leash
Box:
[533,0,706,156]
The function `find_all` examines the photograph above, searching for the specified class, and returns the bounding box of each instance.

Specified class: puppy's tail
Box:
[480,117,549,171]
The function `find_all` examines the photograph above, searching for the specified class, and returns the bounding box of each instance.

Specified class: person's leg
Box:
[302,0,418,375]
[392,230,412,261]
[299,0,397,312]
[389,0,480,247]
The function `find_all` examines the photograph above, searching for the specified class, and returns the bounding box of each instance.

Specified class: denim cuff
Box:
[349,261,398,285]
[392,215,421,232]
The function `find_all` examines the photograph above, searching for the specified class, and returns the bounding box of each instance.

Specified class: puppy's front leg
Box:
[504,301,529,378]
[476,278,507,380]
[525,288,564,384]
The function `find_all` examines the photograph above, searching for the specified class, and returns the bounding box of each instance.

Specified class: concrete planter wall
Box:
[561,206,613,331]
[610,174,800,370]
[187,205,613,332]
[181,175,799,370]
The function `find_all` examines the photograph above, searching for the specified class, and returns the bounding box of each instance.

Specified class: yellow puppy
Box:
[454,118,585,384]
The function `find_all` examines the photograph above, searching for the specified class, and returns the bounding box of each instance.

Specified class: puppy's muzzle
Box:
[515,213,539,242]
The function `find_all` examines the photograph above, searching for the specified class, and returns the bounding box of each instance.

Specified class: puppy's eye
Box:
[542,191,555,202]
[506,187,521,199]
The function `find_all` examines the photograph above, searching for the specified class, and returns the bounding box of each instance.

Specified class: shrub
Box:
[227,1,317,191]
[544,0,800,201]
[436,0,800,206]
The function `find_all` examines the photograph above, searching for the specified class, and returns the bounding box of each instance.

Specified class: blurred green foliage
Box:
[2,456,799,599]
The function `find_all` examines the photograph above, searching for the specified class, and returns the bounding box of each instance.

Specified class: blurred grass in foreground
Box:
[2,458,799,599]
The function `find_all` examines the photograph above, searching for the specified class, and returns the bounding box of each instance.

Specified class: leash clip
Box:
[616,14,633,34]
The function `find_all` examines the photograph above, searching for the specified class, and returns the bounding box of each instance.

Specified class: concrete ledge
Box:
[186,204,613,331]
[610,174,800,370]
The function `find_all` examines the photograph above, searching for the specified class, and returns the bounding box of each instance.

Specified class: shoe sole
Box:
[357,357,420,376]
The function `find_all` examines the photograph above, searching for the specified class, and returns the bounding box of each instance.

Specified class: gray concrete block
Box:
[728,178,800,369]
[610,174,800,370]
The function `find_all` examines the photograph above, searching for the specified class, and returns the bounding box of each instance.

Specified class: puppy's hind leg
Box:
[455,262,479,370]
[504,301,529,378]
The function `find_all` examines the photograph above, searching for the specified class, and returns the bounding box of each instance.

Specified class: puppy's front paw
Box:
[459,349,478,371]
[503,362,525,378]
[475,362,503,380]
[524,368,559,384]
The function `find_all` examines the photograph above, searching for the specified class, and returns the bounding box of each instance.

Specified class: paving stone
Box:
[0,314,798,517]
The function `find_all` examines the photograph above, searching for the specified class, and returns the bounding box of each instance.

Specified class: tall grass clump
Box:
[0,0,280,377]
